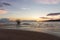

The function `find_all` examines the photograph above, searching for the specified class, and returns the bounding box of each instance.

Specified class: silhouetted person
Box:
[16,20,21,26]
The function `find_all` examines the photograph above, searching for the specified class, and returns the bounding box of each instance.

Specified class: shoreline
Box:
[0,29,60,40]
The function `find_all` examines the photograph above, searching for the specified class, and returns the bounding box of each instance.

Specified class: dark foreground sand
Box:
[0,29,60,40]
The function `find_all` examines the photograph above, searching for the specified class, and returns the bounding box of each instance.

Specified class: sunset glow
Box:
[0,10,8,14]
[0,0,60,21]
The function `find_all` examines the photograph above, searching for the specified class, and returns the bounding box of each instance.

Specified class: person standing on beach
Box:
[16,19,21,26]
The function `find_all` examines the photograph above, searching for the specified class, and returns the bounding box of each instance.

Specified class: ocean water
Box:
[0,22,60,31]
[0,22,60,37]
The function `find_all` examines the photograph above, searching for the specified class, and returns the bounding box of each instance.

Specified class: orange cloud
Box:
[34,0,60,4]
[0,10,8,14]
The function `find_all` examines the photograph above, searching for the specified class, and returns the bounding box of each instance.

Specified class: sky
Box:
[0,0,60,20]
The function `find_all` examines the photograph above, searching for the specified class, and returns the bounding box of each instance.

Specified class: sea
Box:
[0,21,60,37]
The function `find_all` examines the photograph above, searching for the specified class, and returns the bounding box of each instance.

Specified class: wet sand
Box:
[0,29,60,40]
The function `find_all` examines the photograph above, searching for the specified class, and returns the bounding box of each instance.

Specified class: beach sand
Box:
[0,29,60,40]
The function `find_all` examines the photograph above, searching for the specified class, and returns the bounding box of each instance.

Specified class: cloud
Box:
[21,8,30,10]
[0,0,11,12]
[0,9,8,14]
[47,13,60,16]
[34,0,60,4]
[2,2,11,6]
[0,0,11,14]
[0,1,11,7]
